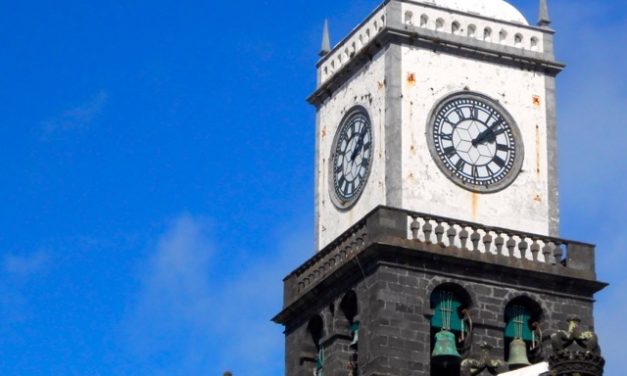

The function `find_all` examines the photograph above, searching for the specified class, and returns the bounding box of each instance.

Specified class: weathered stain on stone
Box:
[407,72,416,87]
[533,95,542,107]
[471,192,479,221]
[536,124,542,176]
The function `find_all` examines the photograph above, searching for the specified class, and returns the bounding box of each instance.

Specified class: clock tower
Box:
[312,0,562,251]
[274,1,607,376]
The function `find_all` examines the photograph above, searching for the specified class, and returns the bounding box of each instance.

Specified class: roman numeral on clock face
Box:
[455,107,466,120]
[455,159,465,171]
[496,143,510,152]
[444,146,456,157]
[493,156,506,168]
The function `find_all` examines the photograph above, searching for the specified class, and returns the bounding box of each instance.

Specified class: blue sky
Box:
[0,0,625,375]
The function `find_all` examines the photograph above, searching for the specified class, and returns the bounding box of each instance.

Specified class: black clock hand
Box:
[472,129,495,146]
[350,127,368,161]
[472,121,502,146]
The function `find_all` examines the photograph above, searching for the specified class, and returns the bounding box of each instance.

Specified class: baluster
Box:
[410,216,421,240]
[518,238,529,260]
[483,232,494,254]
[530,239,541,262]
[495,233,505,256]
[435,222,445,245]
[459,227,469,250]
[423,219,433,244]
[543,242,556,264]
[506,235,517,257]
[554,242,564,265]
[470,229,481,252]
[447,226,457,247]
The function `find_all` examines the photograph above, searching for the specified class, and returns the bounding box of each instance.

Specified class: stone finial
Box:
[320,19,331,57]
[538,0,551,27]
[549,317,605,376]
[461,342,505,376]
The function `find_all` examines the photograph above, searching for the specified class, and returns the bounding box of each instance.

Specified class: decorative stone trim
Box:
[548,351,605,376]
[292,219,368,297]
[279,206,599,312]
[317,0,555,88]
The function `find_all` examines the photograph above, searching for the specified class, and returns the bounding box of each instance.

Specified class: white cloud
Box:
[3,251,50,277]
[41,91,108,138]
[123,213,312,375]
[212,226,312,374]
[0,251,51,328]
[123,214,214,364]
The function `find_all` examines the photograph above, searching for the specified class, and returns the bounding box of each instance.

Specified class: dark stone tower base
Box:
[273,207,606,376]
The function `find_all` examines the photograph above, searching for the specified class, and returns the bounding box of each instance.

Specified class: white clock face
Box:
[329,107,373,209]
[427,92,524,193]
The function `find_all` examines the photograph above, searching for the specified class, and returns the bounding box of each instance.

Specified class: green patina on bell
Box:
[432,330,461,368]
[507,338,531,370]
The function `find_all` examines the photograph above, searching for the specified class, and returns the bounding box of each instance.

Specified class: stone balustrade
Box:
[407,213,565,265]
[283,206,596,307]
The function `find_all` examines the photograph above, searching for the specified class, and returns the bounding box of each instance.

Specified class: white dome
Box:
[423,0,528,25]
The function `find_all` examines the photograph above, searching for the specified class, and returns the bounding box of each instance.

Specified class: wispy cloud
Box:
[124,215,214,362]
[3,251,50,277]
[122,214,311,375]
[41,91,108,139]
[0,251,52,326]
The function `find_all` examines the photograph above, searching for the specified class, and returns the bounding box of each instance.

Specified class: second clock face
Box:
[427,92,524,193]
[330,107,373,209]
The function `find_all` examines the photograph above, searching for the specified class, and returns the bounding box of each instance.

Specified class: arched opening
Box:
[484,27,492,41]
[467,24,477,37]
[340,291,359,344]
[435,18,445,31]
[420,14,429,27]
[430,284,472,376]
[499,29,508,43]
[504,297,543,371]
[340,291,359,373]
[530,37,539,50]
[307,315,325,376]
[405,11,414,25]
[451,21,461,35]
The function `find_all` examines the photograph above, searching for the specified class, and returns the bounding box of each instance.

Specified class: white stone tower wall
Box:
[400,46,551,235]
[316,49,388,249]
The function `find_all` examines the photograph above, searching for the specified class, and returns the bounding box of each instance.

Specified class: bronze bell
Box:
[432,330,462,368]
[507,338,531,370]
